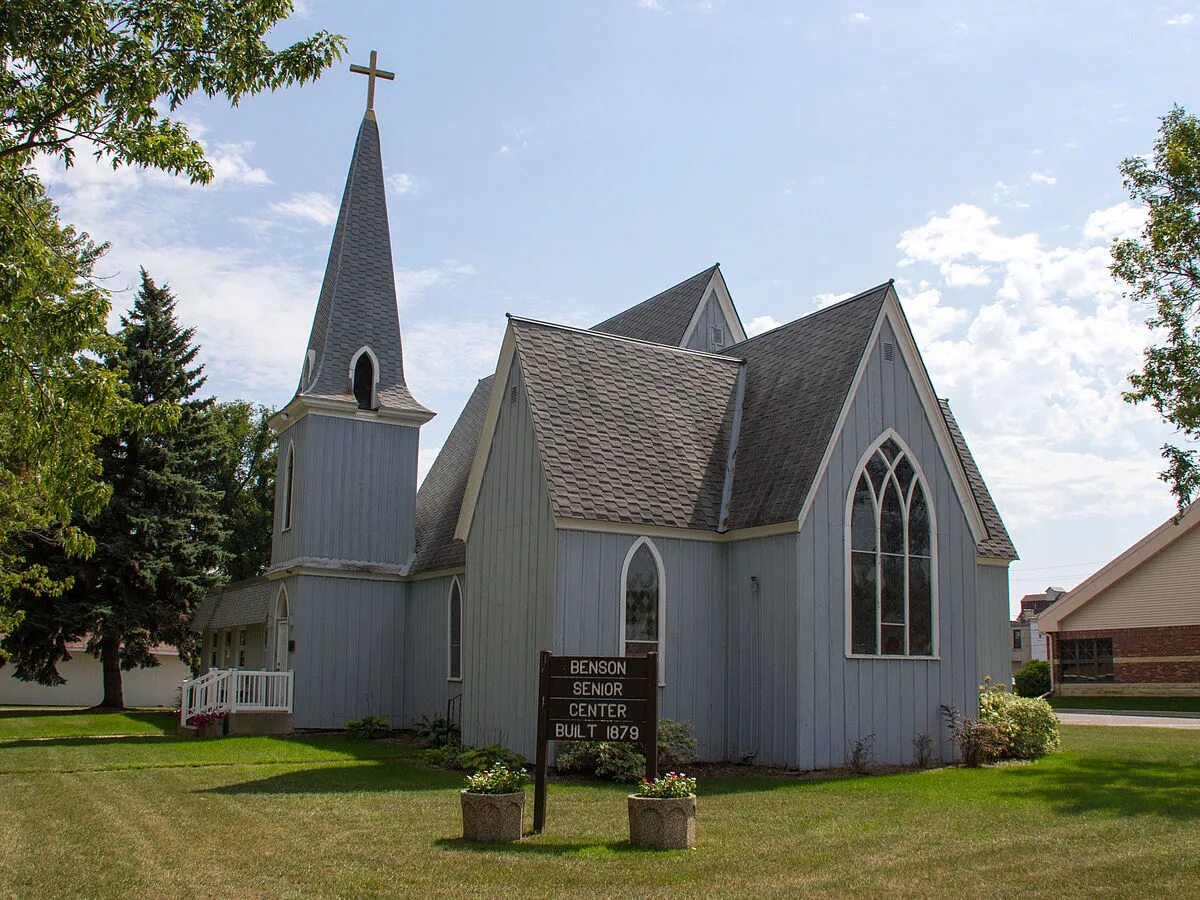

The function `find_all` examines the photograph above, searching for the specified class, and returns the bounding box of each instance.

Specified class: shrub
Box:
[847,733,876,774]
[949,718,999,767]
[636,772,697,798]
[912,733,934,768]
[415,714,460,748]
[464,764,529,795]
[187,710,226,728]
[345,715,390,739]
[455,743,526,774]
[979,685,1061,760]
[1014,660,1052,698]
[556,720,698,783]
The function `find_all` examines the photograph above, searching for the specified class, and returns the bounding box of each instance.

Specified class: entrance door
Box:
[274,620,289,671]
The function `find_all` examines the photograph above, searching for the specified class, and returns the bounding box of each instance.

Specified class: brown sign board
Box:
[533,651,658,833]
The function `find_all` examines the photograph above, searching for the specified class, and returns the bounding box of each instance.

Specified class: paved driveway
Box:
[1056,711,1200,729]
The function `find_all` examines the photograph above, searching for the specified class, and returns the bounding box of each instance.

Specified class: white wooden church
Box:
[190,66,1017,769]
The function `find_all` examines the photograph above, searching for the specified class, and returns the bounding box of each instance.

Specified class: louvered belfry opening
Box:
[353,352,375,409]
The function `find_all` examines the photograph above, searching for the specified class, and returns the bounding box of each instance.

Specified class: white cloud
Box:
[395,260,476,307]
[637,0,666,10]
[1029,170,1057,185]
[851,12,871,23]
[1166,12,1194,25]
[1083,201,1145,242]
[208,142,271,185]
[813,291,854,309]
[387,172,417,194]
[270,192,338,226]
[895,201,1171,527]
[404,318,505,398]
[745,314,782,336]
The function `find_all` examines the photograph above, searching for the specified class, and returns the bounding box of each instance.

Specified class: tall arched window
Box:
[282,442,296,531]
[448,578,463,681]
[621,538,665,677]
[848,433,936,657]
[351,346,377,410]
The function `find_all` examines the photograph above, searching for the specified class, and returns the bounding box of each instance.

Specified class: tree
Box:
[1113,105,1200,510]
[4,272,224,707]
[0,1,343,631]
[206,401,276,581]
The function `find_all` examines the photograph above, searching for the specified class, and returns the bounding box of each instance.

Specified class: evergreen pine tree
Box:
[3,270,224,706]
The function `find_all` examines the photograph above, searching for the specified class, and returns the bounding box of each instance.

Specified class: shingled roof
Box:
[512,319,741,529]
[192,578,274,631]
[939,399,1019,560]
[410,376,493,573]
[297,114,430,417]
[592,265,719,345]
[723,285,890,530]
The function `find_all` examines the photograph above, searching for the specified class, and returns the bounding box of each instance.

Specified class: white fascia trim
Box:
[455,328,518,542]
[268,394,434,432]
[795,288,988,545]
[553,516,798,543]
[266,559,407,582]
[977,557,1014,568]
[680,266,748,348]
[404,566,466,582]
[618,536,667,686]
[1037,502,1200,631]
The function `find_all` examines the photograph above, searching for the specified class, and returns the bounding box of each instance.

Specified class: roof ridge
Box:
[507,313,744,363]
[592,263,719,331]
[726,280,893,350]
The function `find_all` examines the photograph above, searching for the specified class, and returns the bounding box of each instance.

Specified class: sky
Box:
[34,2,1200,615]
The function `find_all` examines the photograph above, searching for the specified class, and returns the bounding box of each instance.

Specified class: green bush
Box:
[345,715,389,739]
[979,685,1061,760]
[1014,659,1052,698]
[415,714,460,748]
[424,742,526,773]
[556,720,699,782]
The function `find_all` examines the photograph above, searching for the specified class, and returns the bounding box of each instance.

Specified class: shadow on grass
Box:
[434,836,647,857]
[0,707,171,722]
[1004,756,1200,821]
[204,759,461,795]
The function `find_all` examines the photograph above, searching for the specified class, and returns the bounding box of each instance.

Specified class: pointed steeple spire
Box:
[297,106,432,422]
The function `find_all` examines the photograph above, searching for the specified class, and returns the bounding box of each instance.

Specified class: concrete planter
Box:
[460,790,525,843]
[628,794,697,850]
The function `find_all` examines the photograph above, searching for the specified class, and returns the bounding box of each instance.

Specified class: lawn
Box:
[1,710,1198,897]
[1047,695,1200,714]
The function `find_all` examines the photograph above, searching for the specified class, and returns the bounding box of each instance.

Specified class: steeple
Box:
[295,59,431,423]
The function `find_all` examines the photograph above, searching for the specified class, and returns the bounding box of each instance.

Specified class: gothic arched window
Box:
[448,578,463,681]
[351,347,377,410]
[848,433,936,657]
[621,538,665,674]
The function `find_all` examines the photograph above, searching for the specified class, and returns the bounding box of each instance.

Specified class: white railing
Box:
[180,669,293,727]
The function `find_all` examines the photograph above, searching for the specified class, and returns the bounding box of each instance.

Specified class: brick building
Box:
[1037,504,1200,697]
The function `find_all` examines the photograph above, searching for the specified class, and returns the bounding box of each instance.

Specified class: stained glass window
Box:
[625,542,660,658]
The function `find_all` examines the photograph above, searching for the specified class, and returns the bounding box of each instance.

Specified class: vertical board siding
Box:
[463,361,557,759]
[402,574,460,726]
[794,318,983,768]
[977,565,1012,686]
[273,414,419,568]
[555,530,730,761]
[290,574,404,728]
[684,293,731,351]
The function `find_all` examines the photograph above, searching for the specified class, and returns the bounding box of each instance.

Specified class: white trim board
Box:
[680,267,749,348]
[795,286,988,546]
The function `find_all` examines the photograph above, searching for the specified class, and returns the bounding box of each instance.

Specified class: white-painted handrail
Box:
[181,669,293,726]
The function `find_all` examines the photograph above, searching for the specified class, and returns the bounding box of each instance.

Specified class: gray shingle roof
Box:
[410,376,493,573]
[298,114,430,417]
[724,285,889,530]
[592,265,718,345]
[512,319,741,529]
[192,578,274,632]
[939,399,1019,560]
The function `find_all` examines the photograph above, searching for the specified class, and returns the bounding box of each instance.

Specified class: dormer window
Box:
[350,347,378,410]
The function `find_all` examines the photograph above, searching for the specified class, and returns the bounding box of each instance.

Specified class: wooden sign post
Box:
[533,651,658,833]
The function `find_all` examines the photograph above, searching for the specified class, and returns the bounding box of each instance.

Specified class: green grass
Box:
[0,706,179,740]
[1,712,1198,897]
[1047,696,1200,714]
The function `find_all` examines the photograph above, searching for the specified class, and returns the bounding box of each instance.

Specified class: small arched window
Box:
[448,578,463,681]
[351,347,377,410]
[282,442,296,531]
[621,538,665,677]
[848,433,936,657]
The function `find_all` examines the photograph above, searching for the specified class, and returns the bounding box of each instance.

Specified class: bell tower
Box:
[265,51,433,727]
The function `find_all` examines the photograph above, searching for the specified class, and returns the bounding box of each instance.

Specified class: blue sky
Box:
[35,2,1200,613]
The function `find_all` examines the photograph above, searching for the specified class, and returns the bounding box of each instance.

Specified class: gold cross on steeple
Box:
[350,50,395,116]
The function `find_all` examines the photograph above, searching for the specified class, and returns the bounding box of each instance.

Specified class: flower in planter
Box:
[636,772,697,799]
[463,763,530,795]
[187,711,228,728]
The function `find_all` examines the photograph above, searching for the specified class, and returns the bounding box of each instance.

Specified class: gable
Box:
[682,268,748,352]
[593,265,719,345]
[1061,522,1200,630]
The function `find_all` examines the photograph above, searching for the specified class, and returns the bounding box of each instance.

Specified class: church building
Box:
[193,69,1017,769]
